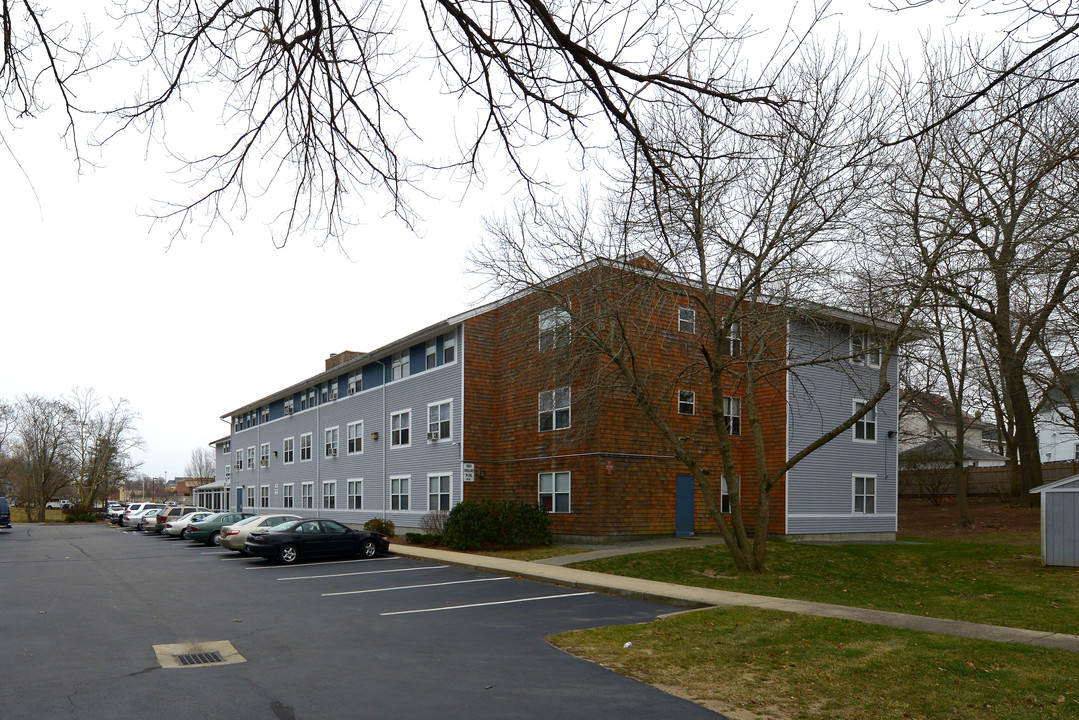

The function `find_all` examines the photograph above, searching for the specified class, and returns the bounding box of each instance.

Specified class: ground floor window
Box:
[260,486,269,508]
[301,482,314,509]
[322,481,336,509]
[539,471,570,513]
[428,474,451,511]
[390,476,410,510]
[283,484,294,508]
[853,475,876,514]
[721,475,739,514]
[348,479,363,510]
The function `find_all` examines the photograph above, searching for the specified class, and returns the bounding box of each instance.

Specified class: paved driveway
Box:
[0,524,723,719]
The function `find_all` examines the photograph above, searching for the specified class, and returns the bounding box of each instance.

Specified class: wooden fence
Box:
[899,461,1079,499]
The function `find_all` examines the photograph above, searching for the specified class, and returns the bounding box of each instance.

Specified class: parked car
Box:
[187,512,256,545]
[219,514,301,552]
[0,496,11,529]
[162,511,213,539]
[121,504,166,528]
[44,500,74,509]
[151,506,210,535]
[107,503,128,522]
[244,518,389,564]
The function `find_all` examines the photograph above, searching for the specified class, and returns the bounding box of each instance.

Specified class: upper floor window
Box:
[723,396,741,436]
[428,401,451,442]
[724,321,742,357]
[851,331,881,368]
[391,350,410,380]
[391,410,411,447]
[222,440,230,454]
[348,371,362,395]
[235,450,243,471]
[678,306,696,334]
[678,390,696,416]
[853,475,876,513]
[300,433,312,461]
[246,446,255,469]
[327,382,338,402]
[325,427,339,457]
[260,443,270,467]
[283,437,294,464]
[538,308,572,351]
[233,417,241,432]
[442,333,456,363]
[260,407,269,424]
[426,339,438,370]
[284,398,294,415]
[539,387,571,431]
[348,422,364,454]
[224,465,231,483]
[854,400,877,442]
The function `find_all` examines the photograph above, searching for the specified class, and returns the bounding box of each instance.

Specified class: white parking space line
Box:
[245,556,401,570]
[380,592,595,616]
[323,576,509,597]
[279,565,448,581]
[200,550,231,555]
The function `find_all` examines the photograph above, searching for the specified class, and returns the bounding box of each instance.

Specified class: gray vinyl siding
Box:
[1041,477,1079,567]
[785,318,899,535]
[224,326,464,528]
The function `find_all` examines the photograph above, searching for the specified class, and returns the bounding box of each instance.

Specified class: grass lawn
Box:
[550,606,1079,720]
[571,536,1079,635]
[475,546,590,561]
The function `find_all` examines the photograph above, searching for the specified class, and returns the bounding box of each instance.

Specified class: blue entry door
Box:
[675,475,695,537]
[236,487,244,512]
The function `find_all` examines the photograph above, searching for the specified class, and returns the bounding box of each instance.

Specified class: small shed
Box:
[1031,474,1079,567]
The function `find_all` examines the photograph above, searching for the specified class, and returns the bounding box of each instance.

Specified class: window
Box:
[222,440,230,453]
[391,350,410,380]
[442,333,456,364]
[723,397,741,435]
[260,407,269,423]
[347,421,363,454]
[678,306,696,334]
[724,321,742,357]
[322,481,336,509]
[347,479,363,510]
[247,447,255,470]
[428,401,451,442]
[348,371,362,395]
[260,486,269,508]
[853,475,876,513]
[390,477,410,510]
[539,471,571,512]
[321,385,328,403]
[260,443,270,467]
[326,382,338,402]
[283,437,294,464]
[721,475,740,514]
[391,410,411,447]
[429,474,451,511]
[300,433,312,461]
[854,400,876,442]
[851,331,881,367]
[284,398,294,415]
[301,482,314,509]
[539,387,571,431]
[224,465,231,483]
[325,427,339,457]
[300,393,307,411]
[234,417,241,432]
[235,450,243,471]
[283,484,294,508]
[426,339,437,370]
[1075,443,1079,460]
[538,308,572,351]
[678,390,695,415]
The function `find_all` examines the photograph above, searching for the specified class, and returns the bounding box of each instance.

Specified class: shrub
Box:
[419,510,448,536]
[363,517,396,536]
[404,532,441,545]
[442,499,552,551]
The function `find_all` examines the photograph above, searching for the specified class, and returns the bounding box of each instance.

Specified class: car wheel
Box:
[208,531,220,546]
[359,539,377,558]
[278,544,299,564]
[179,528,187,540]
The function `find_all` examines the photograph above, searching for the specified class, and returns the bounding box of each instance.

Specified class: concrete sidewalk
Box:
[390,543,1079,653]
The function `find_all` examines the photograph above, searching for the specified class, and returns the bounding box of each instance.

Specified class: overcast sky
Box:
[0,1,999,481]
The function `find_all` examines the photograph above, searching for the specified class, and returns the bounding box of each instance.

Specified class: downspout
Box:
[380,359,388,520]
[315,401,321,519]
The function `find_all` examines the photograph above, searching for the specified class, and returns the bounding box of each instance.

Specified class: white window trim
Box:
[282,483,295,509]
[426,399,453,443]
[678,306,696,334]
[853,399,877,444]
[538,387,571,432]
[347,478,363,510]
[852,474,877,514]
[301,481,315,509]
[851,331,882,368]
[325,426,339,458]
[390,475,411,511]
[538,471,571,513]
[260,485,269,508]
[347,421,364,455]
[247,447,255,469]
[427,473,452,512]
[723,396,741,436]
[300,433,313,461]
[391,409,412,448]
[260,443,270,467]
[442,333,457,365]
[678,389,695,416]
[391,350,410,381]
[721,475,740,514]
[283,437,295,465]
[322,480,337,509]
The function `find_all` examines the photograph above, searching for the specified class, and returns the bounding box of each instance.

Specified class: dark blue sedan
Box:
[244,518,389,564]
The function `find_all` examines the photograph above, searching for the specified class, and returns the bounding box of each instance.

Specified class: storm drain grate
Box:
[176,651,225,666]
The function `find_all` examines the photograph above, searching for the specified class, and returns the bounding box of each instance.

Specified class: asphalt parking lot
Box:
[0,524,723,719]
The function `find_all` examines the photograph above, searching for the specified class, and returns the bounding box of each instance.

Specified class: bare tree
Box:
[68,388,143,508]
[184,447,215,481]
[11,394,76,521]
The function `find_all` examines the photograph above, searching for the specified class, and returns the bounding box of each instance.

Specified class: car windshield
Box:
[231,515,263,527]
[199,513,224,523]
[267,520,302,532]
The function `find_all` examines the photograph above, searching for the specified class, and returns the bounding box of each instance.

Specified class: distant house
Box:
[899,390,989,453]
[899,436,1009,470]
[1035,372,1079,463]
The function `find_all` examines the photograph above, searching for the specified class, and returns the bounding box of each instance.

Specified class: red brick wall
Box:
[462,266,788,538]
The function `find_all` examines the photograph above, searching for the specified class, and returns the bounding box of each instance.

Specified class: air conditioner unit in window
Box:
[285,408,292,415]
[261,460,269,467]
[427,432,438,441]
[234,463,240,470]
[331,450,338,457]
[348,387,355,395]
